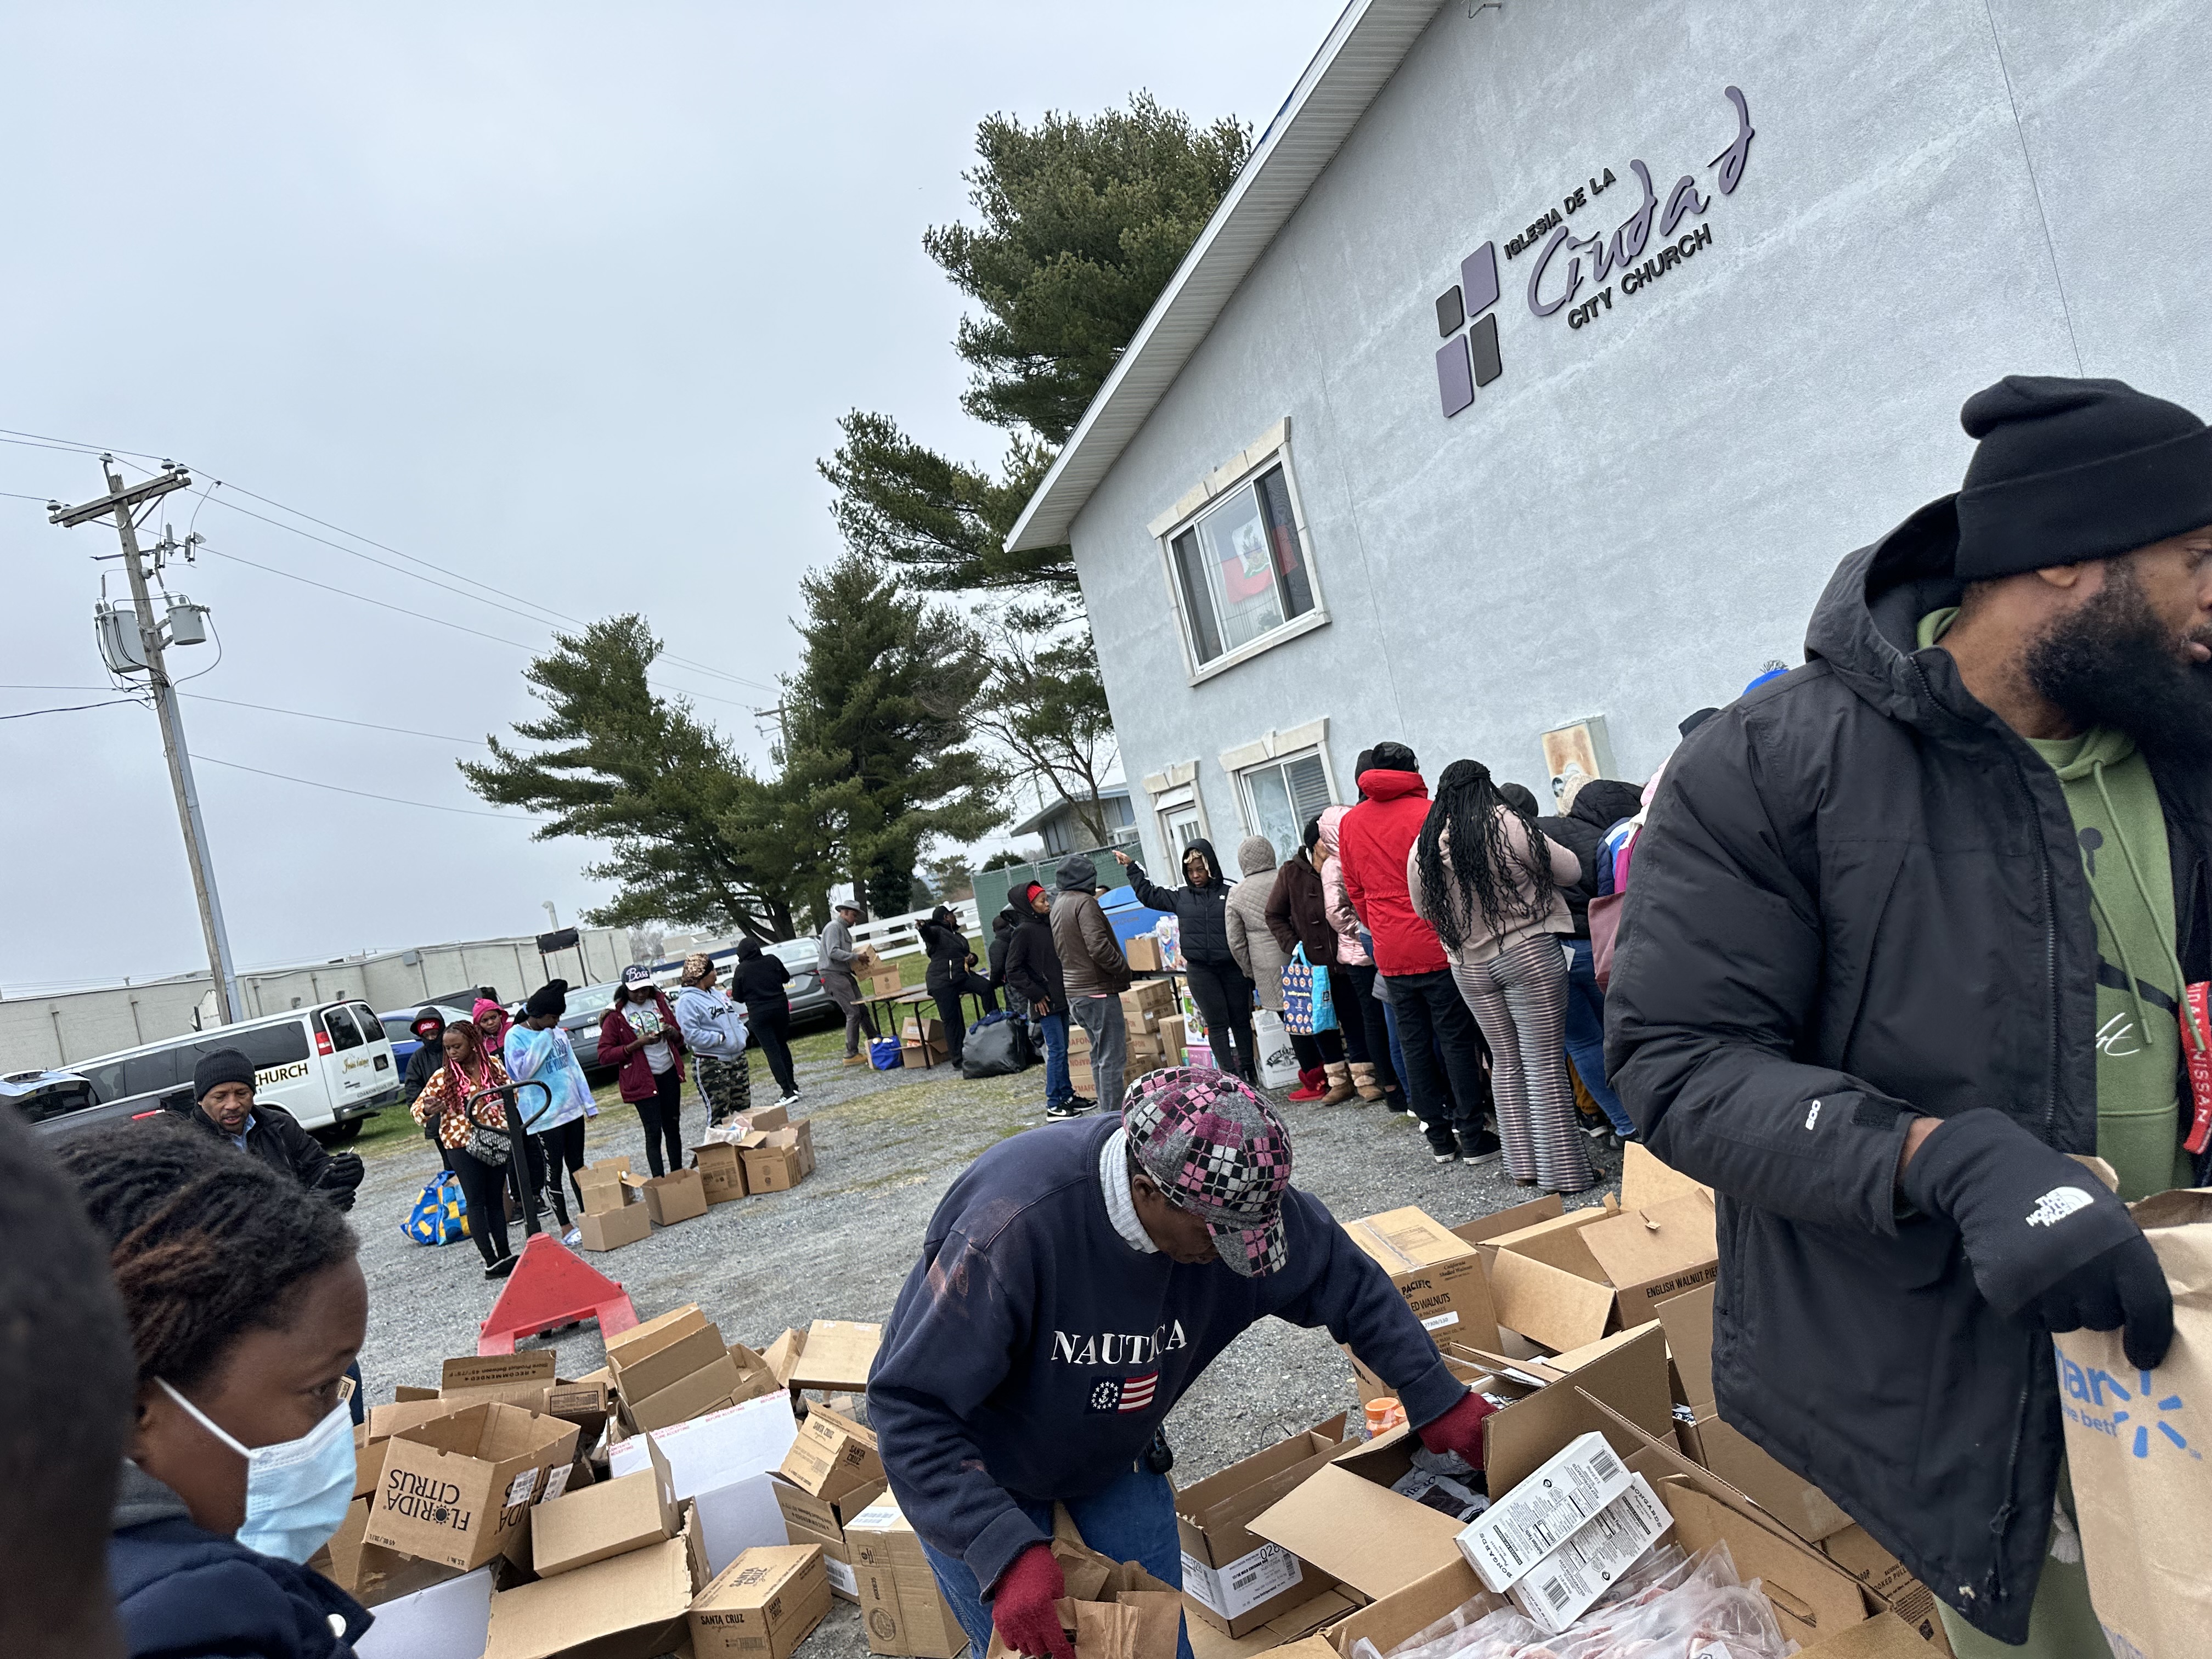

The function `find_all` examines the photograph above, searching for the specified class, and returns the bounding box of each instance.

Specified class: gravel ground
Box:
[353,1023,1622,1655]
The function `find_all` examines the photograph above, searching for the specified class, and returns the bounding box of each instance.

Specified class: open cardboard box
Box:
[774,1472,888,1601]
[483,1500,706,1659]
[849,1492,973,1658]
[1175,1414,1350,1637]
[531,1431,679,1578]
[364,1400,580,1572]
[780,1402,884,1502]
[693,1140,748,1204]
[1341,1206,1501,1351]
[610,1390,801,1581]
[1486,1191,1718,1353]
[788,1319,883,1393]
[440,1351,558,1414]
[577,1156,633,1217]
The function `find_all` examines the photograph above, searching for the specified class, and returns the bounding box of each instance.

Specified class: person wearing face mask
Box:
[1111,841,1256,1083]
[600,964,689,1178]
[871,1070,1497,1659]
[67,1124,371,1658]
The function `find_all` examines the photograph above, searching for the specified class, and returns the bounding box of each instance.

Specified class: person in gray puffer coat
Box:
[1224,836,1291,1011]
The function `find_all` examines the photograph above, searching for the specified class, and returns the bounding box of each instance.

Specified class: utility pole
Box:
[53,460,242,1025]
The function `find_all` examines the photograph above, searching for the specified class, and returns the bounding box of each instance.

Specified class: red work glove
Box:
[990,1542,1074,1659]
[1417,1390,1498,1469]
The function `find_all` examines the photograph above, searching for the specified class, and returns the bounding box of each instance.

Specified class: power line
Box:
[193,754,550,822]
[0,684,485,744]
[0,696,146,720]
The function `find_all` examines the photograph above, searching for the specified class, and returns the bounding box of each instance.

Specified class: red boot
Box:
[1287,1065,1328,1102]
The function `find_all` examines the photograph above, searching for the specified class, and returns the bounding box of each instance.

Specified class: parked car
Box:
[558,981,624,1080]
[16,1001,400,1142]
[766,939,837,1029]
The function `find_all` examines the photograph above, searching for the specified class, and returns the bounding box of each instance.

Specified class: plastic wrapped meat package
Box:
[1349,1542,1796,1659]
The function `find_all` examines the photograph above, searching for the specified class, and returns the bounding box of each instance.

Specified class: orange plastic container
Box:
[1365,1396,1407,1435]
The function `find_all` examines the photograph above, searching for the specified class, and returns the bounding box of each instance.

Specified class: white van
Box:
[61,1001,400,1140]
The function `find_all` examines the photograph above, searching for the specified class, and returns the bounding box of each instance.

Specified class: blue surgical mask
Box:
[158,1378,358,1563]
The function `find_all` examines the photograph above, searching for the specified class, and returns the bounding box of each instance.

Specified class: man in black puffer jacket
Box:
[1609,376,2210,1651]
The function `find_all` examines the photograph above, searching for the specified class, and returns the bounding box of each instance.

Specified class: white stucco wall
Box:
[1072,0,2212,865]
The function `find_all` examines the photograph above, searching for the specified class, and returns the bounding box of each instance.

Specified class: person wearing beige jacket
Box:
[1224,835,1292,1010]
[1407,761,1595,1193]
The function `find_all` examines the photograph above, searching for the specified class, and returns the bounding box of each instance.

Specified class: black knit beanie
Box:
[192,1048,256,1100]
[524,979,569,1020]
[1955,375,2212,579]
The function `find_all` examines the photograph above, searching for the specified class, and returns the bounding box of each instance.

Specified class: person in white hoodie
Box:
[504,979,592,1242]
[674,952,753,1126]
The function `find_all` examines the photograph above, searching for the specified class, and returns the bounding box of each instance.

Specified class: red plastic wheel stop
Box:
[477,1233,640,1355]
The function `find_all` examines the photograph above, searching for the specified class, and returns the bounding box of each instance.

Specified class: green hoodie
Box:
[1922,609,2194,1199]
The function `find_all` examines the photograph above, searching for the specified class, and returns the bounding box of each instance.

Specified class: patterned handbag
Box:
[402,1171,471,1247]
[1282,946,1319,1035]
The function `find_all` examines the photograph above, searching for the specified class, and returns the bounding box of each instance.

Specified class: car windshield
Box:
[564,983,620,1018]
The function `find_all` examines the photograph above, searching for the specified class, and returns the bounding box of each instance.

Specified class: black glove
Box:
[316,1150,365,1212]
[1901,1109,2172,1367]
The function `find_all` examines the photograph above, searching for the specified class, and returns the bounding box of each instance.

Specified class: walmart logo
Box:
[2057,1351,2196,1460]
[1434,242,1501,417]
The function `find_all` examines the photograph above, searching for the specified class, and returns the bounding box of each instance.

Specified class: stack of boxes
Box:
[859,949,904,1000]
[771,1404,888,1604]
[576,1156,652,1251]
[899,1014,947,1068]
[606,1305,758,1435]
[1120,979,1178,1078]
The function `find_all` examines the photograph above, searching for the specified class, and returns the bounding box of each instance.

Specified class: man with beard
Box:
[1607,376,2211,1657]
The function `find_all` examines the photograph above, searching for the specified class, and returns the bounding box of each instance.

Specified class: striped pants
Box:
[1451,936,1594,1192]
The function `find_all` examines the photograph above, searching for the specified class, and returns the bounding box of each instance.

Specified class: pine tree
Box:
[459,616,805,941]
[780,554,1000,916]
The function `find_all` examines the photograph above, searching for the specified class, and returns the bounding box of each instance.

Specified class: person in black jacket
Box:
[400,1006,454,1166]
[1533,778,1645,1142]
[1113,839,1256,1082]
[65,1122,371,1659]
[1002,883,1085,1119]
[1609,375,2210,1651]
[182,1050,362,1214]
[919,905,997,1068]
[732,939,800,1105]
[986,901,1024,991]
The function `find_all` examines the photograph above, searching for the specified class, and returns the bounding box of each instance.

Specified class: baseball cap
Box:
[1122,1069,1294,1277]
[620,964,654,988]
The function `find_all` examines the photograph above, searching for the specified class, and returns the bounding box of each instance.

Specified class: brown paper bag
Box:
[981,1510,1183,1659]
[2053,1187,2212,1659]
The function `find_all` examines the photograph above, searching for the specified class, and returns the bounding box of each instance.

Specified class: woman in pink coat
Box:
[1317,805,1402,1104]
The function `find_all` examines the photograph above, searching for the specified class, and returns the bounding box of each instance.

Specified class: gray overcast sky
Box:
[1,1,1342,994]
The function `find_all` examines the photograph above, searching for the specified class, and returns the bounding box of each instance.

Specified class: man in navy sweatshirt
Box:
[870,1069,1497,1659]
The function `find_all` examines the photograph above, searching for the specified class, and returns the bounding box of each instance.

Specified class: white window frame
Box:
[1139,760,1212,871]
[1218,721,1339,850]
[1148,418,1329,685]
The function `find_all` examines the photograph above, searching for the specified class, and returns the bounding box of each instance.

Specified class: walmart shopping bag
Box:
[401,1170,471,1247]
[2053,1187,2212,1658]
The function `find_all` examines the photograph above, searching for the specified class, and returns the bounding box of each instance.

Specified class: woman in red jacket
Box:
[599,964,688,1177]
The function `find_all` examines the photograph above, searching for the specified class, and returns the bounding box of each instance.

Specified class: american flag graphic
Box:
[1087,1371,1160,1414]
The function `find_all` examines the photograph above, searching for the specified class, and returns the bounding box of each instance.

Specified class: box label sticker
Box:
[505,1468,540,1509]
[1180,1542,1303,1618]
[827,1556,858,1597]
[1421,1311,1462,1331]
[539,1463,571,1503]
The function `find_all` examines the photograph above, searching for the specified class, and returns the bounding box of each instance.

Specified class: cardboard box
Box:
[690,1543,834,1659]
[364,1401,580,1572]
[578,1201,652,1251]
[366,1395,476,1446]
[1820,1525,1954,1654]
[849,1494,972,1659]
[1158,1015,1187,1060]
[1457,1430,1634,1592]
[693,1141,748,1204]
[1175,1414,1349,1637]
[441,1352,558,1414]
[780,1403,884,1502]
[532,1432,679,1577]
[577,1157,634,1217]
[1248,1429,1467,1604]
[607,1305,727,1403]
[864,966,904,997]
[773,1473,887,1601]
[352,1562,495,1658]
[1656,1283,1853,1543]
[482,1504,704,1659]
[1126,934,1165,972]
[1621,1139,1710,1211]
[1485,1193,1718,1352]
[1342,1206,1500,1350]
[899,1015,947,1046]
[746,1103,790,1132]
[626,1353,741,1434]
[743,1138,808,1193]
[309,1494,374,1593]
[546,1380,612,1450]
[638,1167,708,1226]
[1121,979,1176,1021]
[1447,1194,1563,1254]
[789,1319,881,1393]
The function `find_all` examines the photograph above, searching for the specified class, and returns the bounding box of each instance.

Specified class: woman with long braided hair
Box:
[63,1122,370,1656]
[1407,759,1595,1192]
